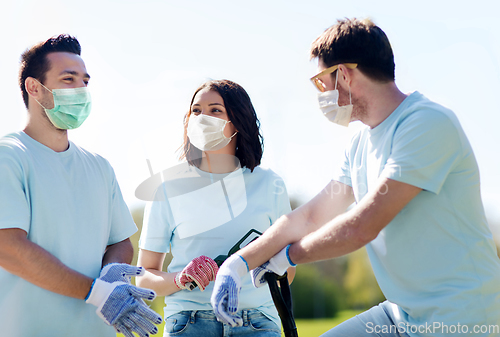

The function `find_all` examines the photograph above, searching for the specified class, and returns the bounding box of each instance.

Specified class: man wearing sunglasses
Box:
[212,18,500,336]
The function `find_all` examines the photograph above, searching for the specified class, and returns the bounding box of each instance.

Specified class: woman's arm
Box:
[136,248,181,296]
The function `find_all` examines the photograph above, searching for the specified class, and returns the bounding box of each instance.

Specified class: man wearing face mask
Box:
[211,18,500,336]
[0,35,162,337]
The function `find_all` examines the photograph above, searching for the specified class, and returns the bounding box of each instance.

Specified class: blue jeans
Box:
[164,309,281,336]
[320,301,410,337]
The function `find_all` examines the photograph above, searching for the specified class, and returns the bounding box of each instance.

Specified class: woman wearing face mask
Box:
[137,79,294,337]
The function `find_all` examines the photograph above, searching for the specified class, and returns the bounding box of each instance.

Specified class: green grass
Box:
[290,310,363,336]
[117,309,362,337]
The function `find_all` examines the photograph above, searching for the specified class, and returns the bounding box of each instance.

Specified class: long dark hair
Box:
[180,80,263,172]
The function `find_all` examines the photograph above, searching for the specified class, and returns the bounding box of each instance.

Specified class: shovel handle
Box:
[264,272,298,337]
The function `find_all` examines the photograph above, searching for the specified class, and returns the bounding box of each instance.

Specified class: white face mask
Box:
[317,70,353,127]
[187,114,237,151]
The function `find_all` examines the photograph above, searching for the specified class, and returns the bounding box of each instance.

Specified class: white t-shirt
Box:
[0,131,137,337]
[334,92,500,336]
[140,164,291,327]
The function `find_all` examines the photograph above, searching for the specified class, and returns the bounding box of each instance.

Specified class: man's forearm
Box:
[288,210,370,264]
[102,238,134,267]
[288,178,422,264]
[0,228,93,299]
[237,203,322,270]
[209,180,355,326]
[238,180,355,270]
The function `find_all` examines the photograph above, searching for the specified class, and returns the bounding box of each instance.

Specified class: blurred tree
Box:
[287,194,385,317]
[343,248,385,309]
[290,263,342,318]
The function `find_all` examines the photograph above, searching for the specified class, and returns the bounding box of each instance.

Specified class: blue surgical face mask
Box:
[34,80,92,130]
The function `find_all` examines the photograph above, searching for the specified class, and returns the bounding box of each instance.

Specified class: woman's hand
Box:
[174,255,219,291]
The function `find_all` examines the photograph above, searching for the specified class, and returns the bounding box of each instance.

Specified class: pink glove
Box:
[174,255,219,291]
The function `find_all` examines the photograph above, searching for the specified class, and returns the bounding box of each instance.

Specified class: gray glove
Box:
[86,279,162,336]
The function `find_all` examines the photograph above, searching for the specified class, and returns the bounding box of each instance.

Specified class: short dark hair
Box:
[19,34,81,109]
[310,18,395,83]
[180,80,263,172]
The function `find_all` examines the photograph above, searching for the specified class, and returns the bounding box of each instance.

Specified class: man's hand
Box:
[113,302,163,337]
[99,263,144,284]
[251,244,295,288]
[174,255,219,291]
[210,254,248,327]
[86,279,162,336]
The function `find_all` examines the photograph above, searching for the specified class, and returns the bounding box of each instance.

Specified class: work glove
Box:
[210,254,248,327]
[174,255,219,291]
[99,263,158,335]
[99,263,144,283]
[86,278,162,337]
[251,244,296,288]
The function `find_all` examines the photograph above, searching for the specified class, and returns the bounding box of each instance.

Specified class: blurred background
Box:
[2,0,500,332]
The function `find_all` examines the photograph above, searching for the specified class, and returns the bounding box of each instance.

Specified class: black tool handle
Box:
[264,272,298,337]
[187,229,263,290]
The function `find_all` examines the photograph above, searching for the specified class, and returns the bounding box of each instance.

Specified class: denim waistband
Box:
[181,309,260,327]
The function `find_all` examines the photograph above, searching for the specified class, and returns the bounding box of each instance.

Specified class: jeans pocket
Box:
[248,311,280,332]
[165,312,191,335]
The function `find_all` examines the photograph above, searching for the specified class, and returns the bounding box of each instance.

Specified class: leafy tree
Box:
[343,248,385,309]
[290,264,343,318]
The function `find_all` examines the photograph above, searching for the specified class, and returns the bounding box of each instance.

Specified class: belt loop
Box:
[243,310,248,327]
[190,310,196,324]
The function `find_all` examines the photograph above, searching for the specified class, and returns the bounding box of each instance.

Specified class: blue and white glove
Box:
[98,263,158,335]
[251,244,296,288]
[99,263,144,283]
[99,263,161,337]
[86,279,162,337]
[113,303,163,337]
[210,254,248,327]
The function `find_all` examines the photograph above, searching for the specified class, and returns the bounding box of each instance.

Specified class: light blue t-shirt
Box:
[0,132,137,337]
[334,92,500,335]
[140,164,291,327]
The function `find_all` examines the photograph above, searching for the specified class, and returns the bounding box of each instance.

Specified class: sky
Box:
[1,0,500,231]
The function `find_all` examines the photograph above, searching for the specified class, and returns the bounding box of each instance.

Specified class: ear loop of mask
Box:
[227,120,238,141]
[194,118,238,156]
[335,68,352,105]
[31,79,53,110]
[34,79,53,93]
[207,120,237,149]
[202,119,237,182]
